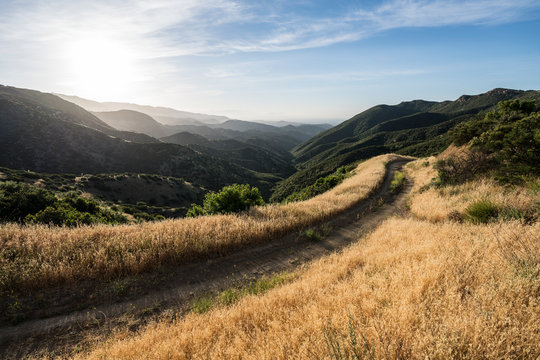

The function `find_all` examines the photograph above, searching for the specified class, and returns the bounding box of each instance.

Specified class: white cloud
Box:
[2,0,538,59]
[233,0,540,52]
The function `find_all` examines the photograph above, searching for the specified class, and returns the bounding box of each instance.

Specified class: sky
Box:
[1,0,540,122]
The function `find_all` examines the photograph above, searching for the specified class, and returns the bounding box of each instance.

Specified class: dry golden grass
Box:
[79,218,540,359]
[405,157,539,223]
[73,155,540,360]
[0,154,405,291]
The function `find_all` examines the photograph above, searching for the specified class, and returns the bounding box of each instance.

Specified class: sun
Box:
[64,35,138,99]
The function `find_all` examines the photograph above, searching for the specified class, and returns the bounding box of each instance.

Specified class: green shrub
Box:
[25,204,92,226]
[246,273,290,295]
[465,200,500,224]
[219,289,241,305]
[305,228,320,241]
[191,296,214,314]
[284,166,353,203]
[0,181,127,226]
[193,272,293,313]
[186,184,264,217]
[186,204,206,217]
[433,150,492,187]
[136,201,148,210]
[449,99,539,182]
[0,181,56,222]
[390,171,405,193]
[63,192,99,213]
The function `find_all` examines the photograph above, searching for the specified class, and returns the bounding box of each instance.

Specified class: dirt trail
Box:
[0,160,412,356]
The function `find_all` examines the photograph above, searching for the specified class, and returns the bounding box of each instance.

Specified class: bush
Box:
[0,181,127,226]
[25,204,94,226]
[136,201,148,210]
[0,181,56,222]
[187,184,264,217]
[63,192,99,213]
[390,171,405,193]
[449,99,539,182]
[186,204,206,218]
[465,200,500,224]
[433,150,492,186]
[284,166,352,203]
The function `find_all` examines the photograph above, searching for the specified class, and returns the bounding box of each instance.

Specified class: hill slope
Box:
[55,94,228,125]
[91,110,171,139]
[0,85,275,196]
[59,94,331,151]
[272,88,540,201]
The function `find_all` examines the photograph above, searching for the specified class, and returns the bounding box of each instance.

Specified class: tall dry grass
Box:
[79,219,540,359]
[405,158,538,223]
[0,154,405,291]
[76,155,539,359]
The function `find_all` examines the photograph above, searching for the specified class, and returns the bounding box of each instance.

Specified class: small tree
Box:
[187,184,264,217]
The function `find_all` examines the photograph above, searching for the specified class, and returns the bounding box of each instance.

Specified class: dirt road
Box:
[0,159,412,357]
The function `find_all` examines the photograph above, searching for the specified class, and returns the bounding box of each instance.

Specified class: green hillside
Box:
[272,88,540,201]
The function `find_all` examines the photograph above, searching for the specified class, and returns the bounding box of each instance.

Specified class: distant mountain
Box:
[0,85,278,197]
[55,94,229,125]
[252,120,334,128]
[92,110,171,139]
[162,134,295,176]
[160,131,211,146]
[160,125,315,153]
[209,119,283,132]
[272,88,540,201]
[0,85,158,144]
[207,120,332,139]
[152,115,203,126]
[158,122,330,152]
[58,94,331,150]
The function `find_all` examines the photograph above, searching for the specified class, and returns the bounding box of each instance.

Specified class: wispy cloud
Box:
[1,0,538,58]
[227,0,540,52]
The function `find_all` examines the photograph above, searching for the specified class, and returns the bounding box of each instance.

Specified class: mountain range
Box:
[271,88,540,201]
[1,84,538,205]
[55,94,228,125]
[0,85,280,197]
[0,85,331,200]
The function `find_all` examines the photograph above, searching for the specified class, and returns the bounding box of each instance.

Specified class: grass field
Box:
[77,156,539,359]
[0,154,405,293]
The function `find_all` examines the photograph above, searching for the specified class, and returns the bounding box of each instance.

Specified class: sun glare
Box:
[65,36,138,99]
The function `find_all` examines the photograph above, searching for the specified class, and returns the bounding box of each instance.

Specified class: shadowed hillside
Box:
[92,110,171,139]
[0,85,276,197]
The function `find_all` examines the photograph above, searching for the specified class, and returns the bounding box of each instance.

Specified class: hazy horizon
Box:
[1,0,539,121]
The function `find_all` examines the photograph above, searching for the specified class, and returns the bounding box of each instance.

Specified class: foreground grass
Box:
[77,158,539,359]
[80,220,539,359]
[191,272,295,314]
[0,154,406,292]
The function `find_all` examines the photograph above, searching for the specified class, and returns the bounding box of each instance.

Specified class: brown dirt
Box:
[0,160,411,358]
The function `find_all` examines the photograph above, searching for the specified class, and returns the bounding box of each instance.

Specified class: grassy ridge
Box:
[0,154,405,293]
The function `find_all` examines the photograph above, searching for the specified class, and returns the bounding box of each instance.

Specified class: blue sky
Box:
[1,0,539,122]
